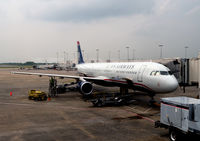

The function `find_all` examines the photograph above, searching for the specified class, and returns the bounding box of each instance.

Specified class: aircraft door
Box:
[137,65,147,82]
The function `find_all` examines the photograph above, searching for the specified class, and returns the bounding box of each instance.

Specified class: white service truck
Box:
[155,97,200,141]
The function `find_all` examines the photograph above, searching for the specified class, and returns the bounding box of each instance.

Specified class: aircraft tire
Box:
[43,96,47,101]
[93,99,103,107]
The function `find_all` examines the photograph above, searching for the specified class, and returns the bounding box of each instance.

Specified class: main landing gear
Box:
[49,77,57,98]
[48,77,78,98]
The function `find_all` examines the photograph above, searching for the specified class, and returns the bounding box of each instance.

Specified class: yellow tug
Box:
[28,90,47,101]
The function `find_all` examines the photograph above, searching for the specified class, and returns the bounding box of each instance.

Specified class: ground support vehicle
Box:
[86,93,135,107]
[155,97,200,141]
[28,90,47,101]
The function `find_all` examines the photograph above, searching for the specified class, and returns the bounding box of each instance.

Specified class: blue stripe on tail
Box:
[77,41,85,64]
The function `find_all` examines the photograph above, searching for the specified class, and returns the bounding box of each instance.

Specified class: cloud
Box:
[0,0,200,62]
[186,5,200,16]
[24,0,155,22]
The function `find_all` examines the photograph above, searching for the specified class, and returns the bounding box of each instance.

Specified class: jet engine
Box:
[78,81,93,95]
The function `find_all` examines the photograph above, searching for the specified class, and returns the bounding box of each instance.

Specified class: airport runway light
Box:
[126,46,130,62]
[185,46,189,58]
[96,49,99,62]
[159,44,164,59]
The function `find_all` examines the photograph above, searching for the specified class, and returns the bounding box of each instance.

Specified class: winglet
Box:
[77,41,84,64]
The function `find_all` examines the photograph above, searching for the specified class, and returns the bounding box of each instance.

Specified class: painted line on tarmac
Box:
[0,102,155,123]
[73,123,96,139]
[143,107,152,113]
[124,106,155,123]
[0,102,34,107]
[59,111,96,139]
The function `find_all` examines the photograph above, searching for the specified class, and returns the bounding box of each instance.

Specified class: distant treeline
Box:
[0,62,55,66]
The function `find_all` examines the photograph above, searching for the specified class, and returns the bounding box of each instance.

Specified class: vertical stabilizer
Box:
[77,41,85,64]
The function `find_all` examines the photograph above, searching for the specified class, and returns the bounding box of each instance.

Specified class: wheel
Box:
[37,97,41,101]
[43,95,47,101]
[28,96,32,100]
[149,99,156,106]
[97,101,103,107]
[169,129,180,141]
[92,99,103,107]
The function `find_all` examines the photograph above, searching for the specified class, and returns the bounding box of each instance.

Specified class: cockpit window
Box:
[155,71,160,75]
[168,71,173,75]
[150,71,156,75]
[151,71,172,76]
[160,71,169,75]
[150,71,160,76]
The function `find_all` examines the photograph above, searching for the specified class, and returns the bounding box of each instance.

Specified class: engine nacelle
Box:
[78,81,93,95]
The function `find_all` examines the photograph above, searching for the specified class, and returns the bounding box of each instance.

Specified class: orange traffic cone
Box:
[48,97,51,101]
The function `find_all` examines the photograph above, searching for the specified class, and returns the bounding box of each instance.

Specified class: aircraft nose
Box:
[168,76,179,92]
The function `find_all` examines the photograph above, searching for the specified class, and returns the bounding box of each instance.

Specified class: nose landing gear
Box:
[149,93,157,106]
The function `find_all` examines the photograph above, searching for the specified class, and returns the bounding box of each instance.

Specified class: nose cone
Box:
[158,76,179,93]
[167,76,179,92]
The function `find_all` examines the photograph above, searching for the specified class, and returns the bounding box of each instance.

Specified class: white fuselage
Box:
[77,62,178,94]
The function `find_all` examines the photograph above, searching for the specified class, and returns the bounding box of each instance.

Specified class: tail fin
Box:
[77,41,85,64]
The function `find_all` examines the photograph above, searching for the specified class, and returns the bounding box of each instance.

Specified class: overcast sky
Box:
[0,0,200,63]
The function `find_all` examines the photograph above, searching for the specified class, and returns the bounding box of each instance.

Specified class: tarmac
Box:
[0,68,199,141]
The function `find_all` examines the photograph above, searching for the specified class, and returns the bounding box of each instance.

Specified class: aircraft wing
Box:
[11,71,129,85]
[12,71,81,79]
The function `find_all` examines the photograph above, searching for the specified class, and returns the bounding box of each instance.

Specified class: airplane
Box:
[33,64,56,70]
[12,41,179,103]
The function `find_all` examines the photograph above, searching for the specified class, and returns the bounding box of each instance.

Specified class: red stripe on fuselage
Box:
[104,79,127,84]
[82,74,154,92]
[104,79,153,92]
[133,83,153,91]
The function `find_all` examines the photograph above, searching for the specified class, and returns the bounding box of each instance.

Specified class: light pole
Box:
[183,46,189,93]
[108,51,111,62]
[56,52,59,64]
[66,52,68,63]
[73,52,76,63]
[64,51,66,64]
[96,49,99,62]
[118,50,120,62]
[132,48,135,61]
[159,44,164,59]
[126,46,130,62]
[184,46,189,58]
